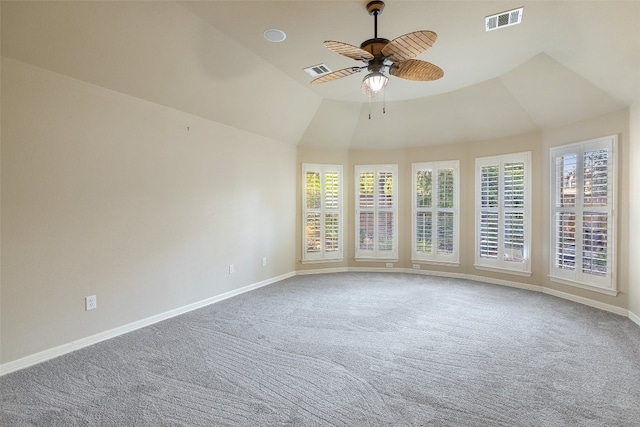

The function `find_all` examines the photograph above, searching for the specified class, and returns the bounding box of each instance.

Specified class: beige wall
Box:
[628,101,640,320]
[297,109,632,309]
[1,58,296,364]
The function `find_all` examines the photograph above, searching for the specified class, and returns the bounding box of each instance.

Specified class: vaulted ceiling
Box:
[2,1,639,149]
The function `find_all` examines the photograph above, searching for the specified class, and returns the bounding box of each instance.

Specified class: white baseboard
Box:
[296,267,349,275]
[403,268,543,293]
[542,287,628,317]
[2,268,636,376]
[0,272,295,377]
[412,268,628,317]
[298,268,628,318]
[629,310,640,327]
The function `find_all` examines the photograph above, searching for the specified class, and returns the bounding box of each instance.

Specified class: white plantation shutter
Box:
[324,171,340,254]
[415,169,433,254]
[503,162,525,262]
[412,161,459,264]
[479,212,499,258]
[479,165,499,260]
[475,153,531,274]
[437,212,454,255]
[355,165,398,259]
[550,136,616,293]
[302,164,343,261]
[305,212,321,253]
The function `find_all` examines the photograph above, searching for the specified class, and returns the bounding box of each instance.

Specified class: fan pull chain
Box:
[383,90,386,114]
[368,96,372,120]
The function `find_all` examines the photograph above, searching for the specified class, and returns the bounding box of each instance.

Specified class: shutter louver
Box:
[306,172,321,209]
[438,169,454,209]
[378,172,394,209]
[359,212,374,251]
[582,212,607,276]
[378,212,394,251]
[555,212,576,270]
[480,213,499,259]
[503,162,525,263]
[437,212,454,254]
[324,172,339,209]
[359,172,375,209]
[325,213,339,252]
[416,212,432,254]
[480,164,499,260]
[584,149,608,207]
[305,213,321,253]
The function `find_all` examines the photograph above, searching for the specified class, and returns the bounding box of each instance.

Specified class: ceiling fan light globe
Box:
[362,72,388,97]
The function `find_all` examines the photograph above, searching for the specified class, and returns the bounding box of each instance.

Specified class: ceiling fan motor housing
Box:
[360,38,389,73]
[360,38,389,57]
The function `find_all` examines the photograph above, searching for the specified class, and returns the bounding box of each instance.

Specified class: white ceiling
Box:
[182,1,640,104]
[3,1,640,148]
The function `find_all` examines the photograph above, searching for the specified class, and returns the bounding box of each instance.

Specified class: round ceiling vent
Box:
[264,29,287,43]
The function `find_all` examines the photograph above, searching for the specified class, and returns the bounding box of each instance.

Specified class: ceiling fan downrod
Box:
[366,1,385,39]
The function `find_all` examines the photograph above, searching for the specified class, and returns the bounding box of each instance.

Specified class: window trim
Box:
[354,164,399,261]
[411,160,460,265]
[302,163,343,263]
[474,152,532,276]
[549,135,617,295]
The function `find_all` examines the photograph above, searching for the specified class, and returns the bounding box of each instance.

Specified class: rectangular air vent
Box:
[304,64,331,77]
[485,7,523,32]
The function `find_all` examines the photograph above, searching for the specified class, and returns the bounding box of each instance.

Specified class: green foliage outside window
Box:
[416,171,432,207]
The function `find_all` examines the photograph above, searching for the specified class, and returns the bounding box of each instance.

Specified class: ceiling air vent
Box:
[304,64,332,77]
[485,7,523,32]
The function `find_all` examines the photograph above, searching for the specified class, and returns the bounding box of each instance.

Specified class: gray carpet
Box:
[2,272,640,426]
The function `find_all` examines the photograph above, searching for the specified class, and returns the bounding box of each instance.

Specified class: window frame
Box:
[302,164,343,263]
[549,135,617,295]
[354,164,399,261]
[474,152,532,276]
[411,161,460,265]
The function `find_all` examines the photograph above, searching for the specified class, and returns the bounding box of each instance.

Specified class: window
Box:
[412,161,460,264]
[475,152,531,275]
[355,164,398,260]
[550,135,617,294]
[302,164,343,262]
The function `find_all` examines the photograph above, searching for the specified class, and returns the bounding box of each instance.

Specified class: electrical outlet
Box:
[413,264,421,269]
[86,295,97,311]
[229,264,234,274]
[262,257,267,267]
[385,263,393,268]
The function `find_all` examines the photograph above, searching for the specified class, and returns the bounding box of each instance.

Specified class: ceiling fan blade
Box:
[310,67,363,84]
[390,59,444,81]
[381,31,438,62]
[324,41,374,61]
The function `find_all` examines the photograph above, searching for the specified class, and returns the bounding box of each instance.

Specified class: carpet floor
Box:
[2,272,640,426]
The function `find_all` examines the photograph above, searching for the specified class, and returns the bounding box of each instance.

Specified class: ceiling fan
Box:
[310,0,444,98]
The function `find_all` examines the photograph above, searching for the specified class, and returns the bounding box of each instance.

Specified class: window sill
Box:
[354,258,399,263]
[411,259,460,267]
[548,276,618,297]
[300,258,344,265]
[473,264,532,277]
